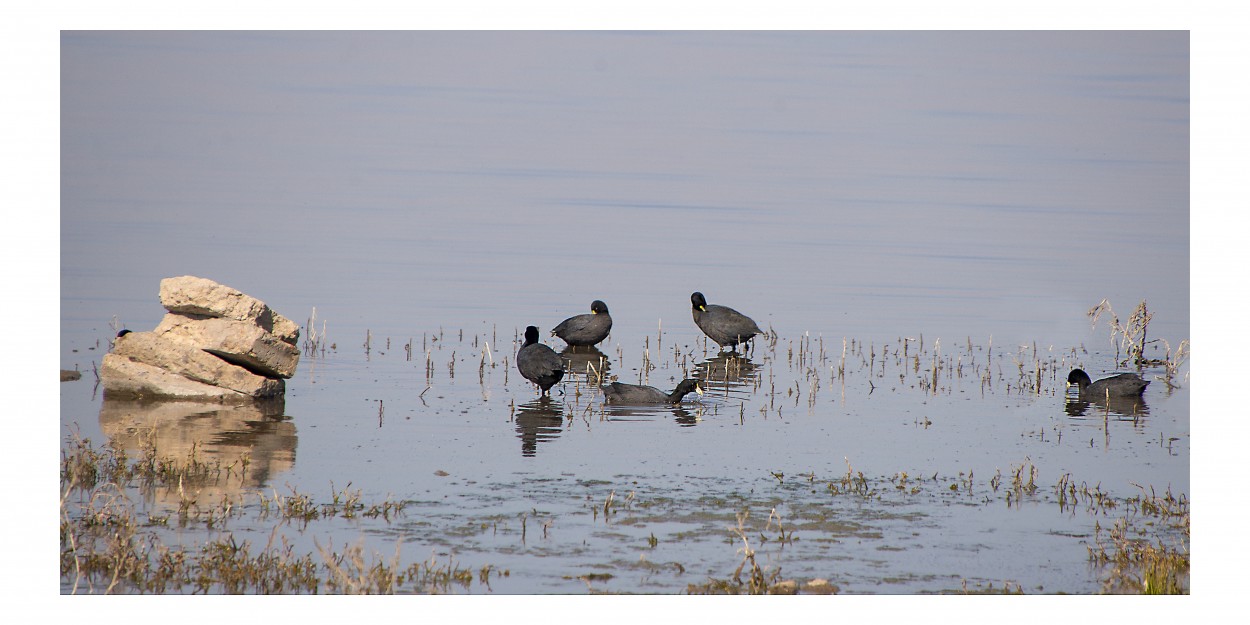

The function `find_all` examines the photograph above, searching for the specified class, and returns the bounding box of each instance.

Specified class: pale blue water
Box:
[59,31,1189,594]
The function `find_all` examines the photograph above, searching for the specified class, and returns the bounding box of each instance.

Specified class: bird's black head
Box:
[1066,369,1092,387]
[591,300,609,314]
[524,326,540,345]
[691,292,707,311]
[676,378,704,396]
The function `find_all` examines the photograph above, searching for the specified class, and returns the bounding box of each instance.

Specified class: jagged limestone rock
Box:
[111,331,285,398]
[154,313,299,378]
[101,353,260,402]
[159,275,300,345]
[100,276,299,402]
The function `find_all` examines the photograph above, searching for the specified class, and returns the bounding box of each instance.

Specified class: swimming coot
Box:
[602,379,704,405]
[1066,368,1149,398]
[691,292,762,349]
[518,326,565,396]
[552,300,612,347]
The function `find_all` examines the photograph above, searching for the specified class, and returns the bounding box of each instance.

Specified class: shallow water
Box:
[60,31,1189,594]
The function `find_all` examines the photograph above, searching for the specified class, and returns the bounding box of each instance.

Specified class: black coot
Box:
[602,379,704,405]
[691,292,762,349]
[518,326,565,396]
[1066,368,1149,398]
[552,300,612,347]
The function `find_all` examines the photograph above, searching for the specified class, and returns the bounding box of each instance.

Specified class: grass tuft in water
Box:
[59,433,469,594]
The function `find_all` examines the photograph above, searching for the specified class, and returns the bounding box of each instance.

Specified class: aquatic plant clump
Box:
[62,427,1189,594]
[59,434,511,595]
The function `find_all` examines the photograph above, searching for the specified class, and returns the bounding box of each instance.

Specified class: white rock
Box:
[154,313,299,378]
[159,275,300,345]
[111,331,284,397]
[101,353,255,402]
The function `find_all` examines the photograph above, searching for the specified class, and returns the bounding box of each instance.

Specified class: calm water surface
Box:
[60,31,1189,594]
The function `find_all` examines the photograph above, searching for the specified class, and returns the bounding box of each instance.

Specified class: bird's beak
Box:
[698,305,706,311]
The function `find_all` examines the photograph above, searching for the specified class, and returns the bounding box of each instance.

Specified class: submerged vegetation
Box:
[59,432,510,594]
[62,428,1188,594]
[62,303,1189,594]
[683,460,1188,595]
[1086,485,1190,594]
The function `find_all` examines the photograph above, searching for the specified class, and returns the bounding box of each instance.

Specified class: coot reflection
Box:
[600,404,703,427]
[1065,394,1150,420]
[694,352,760,397]
[560,345,611,383]
[514,397,566,457]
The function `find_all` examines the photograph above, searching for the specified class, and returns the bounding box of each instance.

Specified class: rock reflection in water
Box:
[694,352,760,398]
[98,397,296,504]
[1064,394,1150,421]
[515,398,567,457]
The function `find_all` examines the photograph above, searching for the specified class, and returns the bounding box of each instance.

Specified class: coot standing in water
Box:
[552,300,612,347]
[518,326,565,396]
[691,292,762,350]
